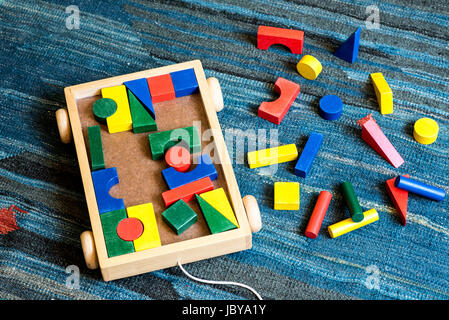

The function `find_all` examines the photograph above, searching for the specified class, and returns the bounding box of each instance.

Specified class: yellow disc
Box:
[413,117,439,144]
[296,55,322,80]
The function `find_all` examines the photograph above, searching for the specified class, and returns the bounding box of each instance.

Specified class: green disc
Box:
[93,98,117,123]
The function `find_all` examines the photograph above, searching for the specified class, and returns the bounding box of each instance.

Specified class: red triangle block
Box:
[385,174,409,226]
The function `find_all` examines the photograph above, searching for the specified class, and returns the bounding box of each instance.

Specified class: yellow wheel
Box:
[80,231,99,270]
[56,108,72,144]
[242,195,262,233]
[207,77,224,112]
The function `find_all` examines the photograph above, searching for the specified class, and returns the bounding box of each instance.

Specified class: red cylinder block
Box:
[305,191,332,239]
[165,146,191,172]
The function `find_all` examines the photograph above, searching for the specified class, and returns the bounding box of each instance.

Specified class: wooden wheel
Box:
[80,231,99,270]
[56,108,72,144]
[242,195,262,233]
[207,77,224,112]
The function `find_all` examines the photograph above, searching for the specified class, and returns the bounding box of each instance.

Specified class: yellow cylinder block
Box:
[413,117,439,145]
[296,55,322,80]
[328,208,379,238]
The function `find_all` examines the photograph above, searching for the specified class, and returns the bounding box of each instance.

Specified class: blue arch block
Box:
[91,167,125,214]
[162,153,217,189]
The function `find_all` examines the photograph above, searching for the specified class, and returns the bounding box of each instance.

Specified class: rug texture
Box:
[0,0,448,300]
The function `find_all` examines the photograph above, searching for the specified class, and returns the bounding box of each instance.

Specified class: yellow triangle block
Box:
[199,188,239,228]
[101,85,133,133]
[126,203,161,251]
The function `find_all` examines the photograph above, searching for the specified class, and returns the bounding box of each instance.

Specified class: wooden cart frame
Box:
[56,60,261,281]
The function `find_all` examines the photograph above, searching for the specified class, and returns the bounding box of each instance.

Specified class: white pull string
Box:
[177,259,263,300]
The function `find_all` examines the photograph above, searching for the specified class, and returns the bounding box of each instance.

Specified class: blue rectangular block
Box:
[170,68,199,97]
[91,167,125,214]
[294,132,324,178]
[162,154,217,189]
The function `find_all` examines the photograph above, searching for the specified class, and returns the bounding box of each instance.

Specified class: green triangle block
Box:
[196,194,237,234]
[128,89,157,134]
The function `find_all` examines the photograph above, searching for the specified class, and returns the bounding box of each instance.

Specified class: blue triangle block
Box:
[124,78,156,119]
[333,27,361,63]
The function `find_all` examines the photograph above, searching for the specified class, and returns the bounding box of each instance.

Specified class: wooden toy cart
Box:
[56,60,262,281]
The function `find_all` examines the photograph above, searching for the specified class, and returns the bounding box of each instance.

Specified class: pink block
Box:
[357,114,404,168]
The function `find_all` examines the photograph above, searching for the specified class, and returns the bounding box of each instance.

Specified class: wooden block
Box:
[370,73,393,114]
[116,217,144,241]
[357,114,404,168]
[413,117,439,145]
[296,55,322,80]
[257,26,304,54]
[395,175,445,202]
[161,199,198,235]
[196,194,237,234]
[147,74,175,103]
[128,89,157,133]
[328,208,379,238]
[162,177,214,207]
[87,125,105,171]
[148,126,201,160]
[126,203,161,251]
[92,98,117,124]
[341,181,364,223]
[305,190,332,239]
[274,182,299,210]
[162,153,217,189]
[91,167,125,214]
[100,209,135,257]
[124,77,156,119]
[247,144,298,169]
[258,77,300,124]
[101,85,133,133]
[386,174,409,226]
[333,27,361,63]
[199,188,239,227]
[170,68,199,97]
[294,132,323,178]
[165,145,191,172]
[318,95,343,120]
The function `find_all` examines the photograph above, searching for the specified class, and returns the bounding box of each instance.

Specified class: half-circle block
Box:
[148,126,201,160]
[126,203,161,251]
[124,77,156,119]
[385,174,409,226]
[258,77,300,124]
[199,188,239,228]
[196,194,236,234]
[357,114,404,168]
[162,153,218,189]
[101,85,133,134]
[257,26,304,54]
[91,167,125,214]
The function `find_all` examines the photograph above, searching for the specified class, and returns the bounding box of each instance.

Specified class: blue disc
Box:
[319,95,343,120]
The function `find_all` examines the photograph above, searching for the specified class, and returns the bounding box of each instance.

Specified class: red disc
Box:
[116,218,144,241]
[165,146,191,172]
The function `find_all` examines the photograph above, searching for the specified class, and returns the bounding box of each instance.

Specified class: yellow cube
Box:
[274,182,300,210]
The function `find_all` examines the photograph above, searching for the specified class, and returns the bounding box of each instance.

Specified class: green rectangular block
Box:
[161,199,198,235]
[148,126,200,160]
[100,209,135,257]
[87,125,105,171]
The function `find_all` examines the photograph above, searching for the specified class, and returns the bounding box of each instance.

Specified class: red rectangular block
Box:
[147,74,176,103]
[162,177,214,207]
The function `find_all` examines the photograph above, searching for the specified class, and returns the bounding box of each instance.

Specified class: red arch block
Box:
[258,77,300,124]
[257,26,304,54]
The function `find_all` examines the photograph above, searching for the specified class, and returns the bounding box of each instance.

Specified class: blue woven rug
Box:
[0,0,448,300]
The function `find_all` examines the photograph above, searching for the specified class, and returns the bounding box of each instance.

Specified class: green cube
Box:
[162,200,198,235]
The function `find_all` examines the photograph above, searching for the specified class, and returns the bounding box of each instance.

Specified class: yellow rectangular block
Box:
[274,182,300,210]
[126,203,161,251]
[370,72,393,115]
[328,208,379,238]
[248,144,298,169]
[101,85,133,133]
